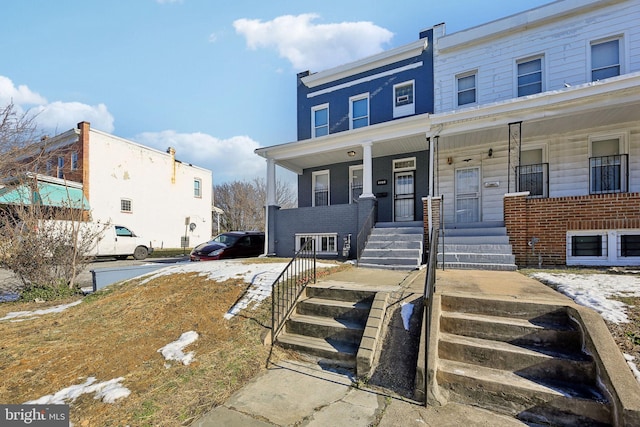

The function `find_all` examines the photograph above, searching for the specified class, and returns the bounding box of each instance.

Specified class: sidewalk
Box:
[191,267,568,426]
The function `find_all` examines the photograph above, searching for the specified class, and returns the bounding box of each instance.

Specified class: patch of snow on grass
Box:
[158,331,199,366]
[0,300,82,322]
[624,354,640,383]
[531,273,640,324]
[25,377,130,405]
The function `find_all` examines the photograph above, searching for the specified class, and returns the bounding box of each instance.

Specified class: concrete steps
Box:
[438,222,517,271]
[359,222,423,270]
[275,285,375,370]
[435,294,612,426]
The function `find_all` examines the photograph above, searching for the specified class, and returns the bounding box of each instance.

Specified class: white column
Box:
[361,141,375,199]
[266,158,276,206]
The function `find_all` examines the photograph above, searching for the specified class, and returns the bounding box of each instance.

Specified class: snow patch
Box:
[0,300,82,322]
[401,302,414,331]
[25,377,130,405]
[158,331,199,366]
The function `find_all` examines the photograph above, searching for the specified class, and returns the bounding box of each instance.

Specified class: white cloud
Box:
[32,101,115,134]
[0,75,115,134]
[234,14,394,72]
[133,130,266,184]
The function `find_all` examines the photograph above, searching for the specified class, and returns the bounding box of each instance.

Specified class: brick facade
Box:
[504,192,640,266]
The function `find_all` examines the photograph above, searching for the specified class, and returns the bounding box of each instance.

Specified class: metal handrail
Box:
[422,224,439,405]
[270,238,316,343]
[356,203,377,263]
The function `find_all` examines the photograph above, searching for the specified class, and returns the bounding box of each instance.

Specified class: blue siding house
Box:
[256,28,435,261]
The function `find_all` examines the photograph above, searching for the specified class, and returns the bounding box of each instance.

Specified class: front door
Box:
[455,167,480,223]
[394,171,415,222]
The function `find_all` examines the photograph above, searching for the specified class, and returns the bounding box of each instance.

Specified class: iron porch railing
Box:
[270,238,317,345]
[356,203,377,263]
[423,219,440,405]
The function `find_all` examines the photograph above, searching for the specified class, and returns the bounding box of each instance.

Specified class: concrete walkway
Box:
[191,267,573,427]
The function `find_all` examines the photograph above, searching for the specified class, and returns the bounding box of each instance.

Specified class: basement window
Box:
[621,234,640,257]
[295,233,338,255]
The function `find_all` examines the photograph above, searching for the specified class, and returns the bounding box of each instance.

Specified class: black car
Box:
[190,231,265,261]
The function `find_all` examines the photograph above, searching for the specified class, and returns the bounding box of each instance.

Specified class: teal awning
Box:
[0,182,90,210]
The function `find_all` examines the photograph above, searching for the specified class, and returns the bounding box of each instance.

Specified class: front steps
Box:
[359,222,423,270]
[434,294,612,426]
[275,285,375,370]
[438,222,517,271]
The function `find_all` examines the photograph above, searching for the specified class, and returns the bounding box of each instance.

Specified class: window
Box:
[57,156,64,179]
[571,235,604,257]
[312,170,329,207]
[121,198,132,213]
[194,178,202,198]
[621,235,640,257]
[590,137,627,194]
[456,72,476,106]
[350,94,369,129]
[312,104,329,137]
[349,166,363,203]
[295,233,338,255]
[46,161,52,175]
[517,57,543,96]
[71,152,78,170]
[591,38,621,81]
[517,148,548,197]
[393,81,415,117]
[115,225,134,237]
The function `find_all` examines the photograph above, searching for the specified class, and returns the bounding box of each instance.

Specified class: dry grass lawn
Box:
[0,268,283,426]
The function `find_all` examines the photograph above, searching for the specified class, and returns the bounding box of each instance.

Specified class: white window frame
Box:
[121,198,133,213]
[349,165,363,204]
[393,80,415,118]
[349,93,369,130]
[588,132,628,194]
[456,70,477,107]
[566,231,608,266]
[71,152,79,171]
[312,170,330,207]
[295,233,338,256]
[516,55,544,97]
[589,35,624,82]
[393,157,416,172]
[194,178,202,198]
[519,145,548,198]
[312,103,329,138]
[57,156,64,179]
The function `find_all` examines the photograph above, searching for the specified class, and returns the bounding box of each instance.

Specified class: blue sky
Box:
[1,0,551,184]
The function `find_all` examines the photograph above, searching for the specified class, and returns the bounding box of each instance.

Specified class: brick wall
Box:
[504,192,640,266]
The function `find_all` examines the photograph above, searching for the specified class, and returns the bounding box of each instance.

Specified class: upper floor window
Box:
[456,71,476,106]
[589,137,628,194]
[57,156,64,179]
[71,152,79,170]
[46,161,52,175]
[194,178,202,198]
[312,104,329,138]
[312,170,330,207]
[591,38,621,81]
[121,198,132,213]
[517,57,543,97]
[393,81,415,118]
[350,94,369,129]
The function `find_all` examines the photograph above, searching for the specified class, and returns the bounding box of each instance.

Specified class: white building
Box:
[45,122,213,249]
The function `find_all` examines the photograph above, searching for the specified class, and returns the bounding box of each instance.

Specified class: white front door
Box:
[455,167,480,223]
[394,171,415,222]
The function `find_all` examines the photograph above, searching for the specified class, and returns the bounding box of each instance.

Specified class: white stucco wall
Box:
[434,0,640,113]
[87,129,213,249]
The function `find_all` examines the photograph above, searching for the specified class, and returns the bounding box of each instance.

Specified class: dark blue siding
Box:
[297,29,434,141]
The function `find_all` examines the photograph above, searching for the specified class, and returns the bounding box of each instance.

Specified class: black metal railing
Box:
[356,203,377,263]
[589,154,628,194]
[516,163,549,198]
[270,238,317,344]
[423,219,440,404]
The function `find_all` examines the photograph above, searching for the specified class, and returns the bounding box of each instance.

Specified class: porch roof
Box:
[0,180,89,210]
[255,113,431,174]
[430,72,640,149]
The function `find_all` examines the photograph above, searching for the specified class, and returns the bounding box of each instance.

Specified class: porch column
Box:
[361,141,375,199]
[266,158,277,206]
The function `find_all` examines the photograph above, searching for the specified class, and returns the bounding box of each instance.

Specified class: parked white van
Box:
[95,225,153,260]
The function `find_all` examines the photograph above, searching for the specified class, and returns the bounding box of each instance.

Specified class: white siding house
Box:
[428,0,640,266]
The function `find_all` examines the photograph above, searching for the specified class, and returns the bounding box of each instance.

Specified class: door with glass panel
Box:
[349,166,363,203]
[455,167,480,223]
[394,171,415,222]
